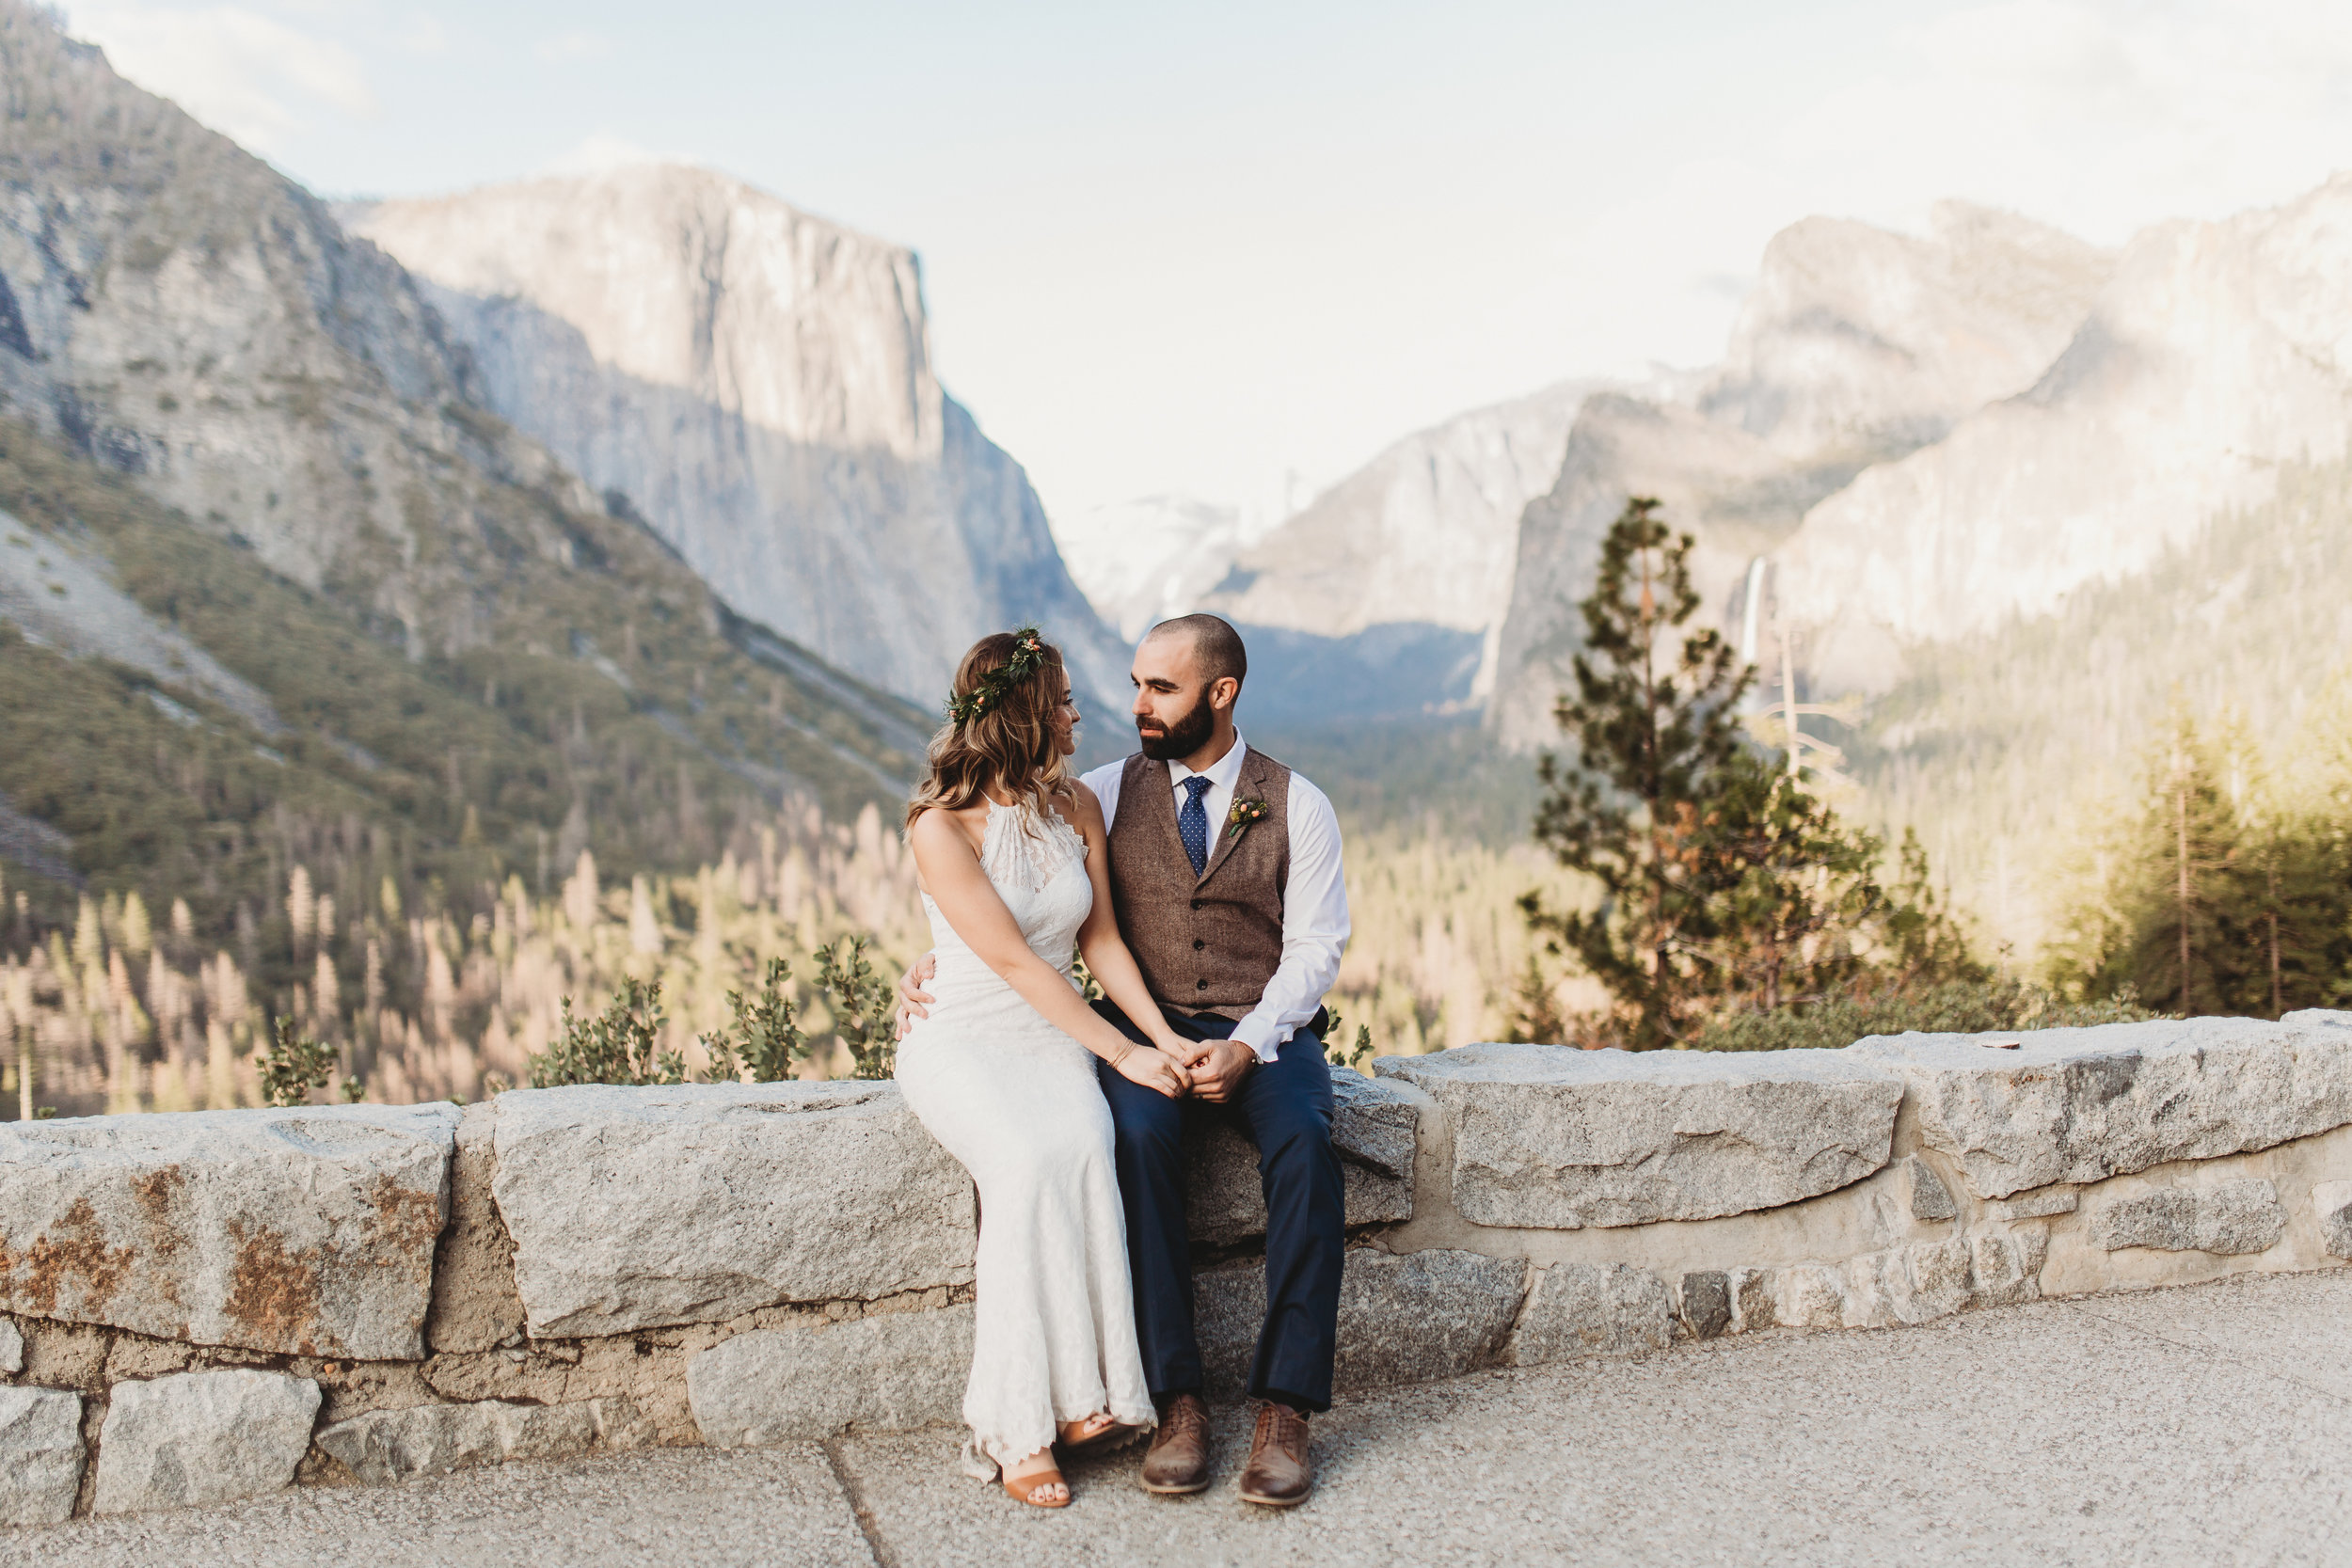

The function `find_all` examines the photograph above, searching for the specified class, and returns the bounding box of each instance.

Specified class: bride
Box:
[896,627,1197,1509]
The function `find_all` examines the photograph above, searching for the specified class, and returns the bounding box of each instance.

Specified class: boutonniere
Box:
[1225,795,1270,842]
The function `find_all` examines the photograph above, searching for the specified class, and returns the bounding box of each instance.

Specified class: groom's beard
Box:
[1136,692,1215,760]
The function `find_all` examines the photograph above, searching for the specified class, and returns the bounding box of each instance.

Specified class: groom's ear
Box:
[1210,674,1240,713]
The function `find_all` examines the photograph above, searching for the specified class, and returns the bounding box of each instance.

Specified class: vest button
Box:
[1193,938,1205,950]
[1190,899,1201,911]
[1196,978,1209,990]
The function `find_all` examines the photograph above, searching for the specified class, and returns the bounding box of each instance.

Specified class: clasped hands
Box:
[893,954,1255,1102]
[1134,1032,1259,1103]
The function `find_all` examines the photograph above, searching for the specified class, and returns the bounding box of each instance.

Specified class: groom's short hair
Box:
[1149,613,1247,689]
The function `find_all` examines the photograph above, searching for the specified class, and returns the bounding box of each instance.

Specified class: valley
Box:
[4,0,2349,1114]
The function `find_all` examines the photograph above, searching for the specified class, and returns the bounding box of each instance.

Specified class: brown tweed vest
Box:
[1107,747,1293,1020]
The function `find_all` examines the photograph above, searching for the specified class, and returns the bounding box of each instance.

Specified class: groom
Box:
[898,613,1350,1508]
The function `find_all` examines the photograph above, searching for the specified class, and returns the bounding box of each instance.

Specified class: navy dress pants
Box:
[1092,1000,1346,1413]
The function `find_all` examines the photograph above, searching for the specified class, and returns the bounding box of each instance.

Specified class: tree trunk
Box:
[2176,768,2192,1011]
[2269,861,2282,1019]
[1641,545,1669,991]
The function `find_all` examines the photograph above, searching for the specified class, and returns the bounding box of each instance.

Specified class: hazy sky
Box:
[62,1,2352,531]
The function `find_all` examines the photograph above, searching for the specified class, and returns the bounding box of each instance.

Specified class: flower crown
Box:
[946,626,1051,725]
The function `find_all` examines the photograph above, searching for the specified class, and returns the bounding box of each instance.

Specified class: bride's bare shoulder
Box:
[1063,780,1108,834]
[908,802,987,859]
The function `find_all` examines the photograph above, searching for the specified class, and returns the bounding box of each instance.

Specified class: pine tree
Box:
[1502,952,1570,1044]
[1524,497,1752,1046]
[1679,751,1889,1015]
[2072,708,2243,1013]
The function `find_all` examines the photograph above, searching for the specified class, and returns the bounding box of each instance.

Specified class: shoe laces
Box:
[1162,1397,1208,1439]
[1255,1401,1307,1448]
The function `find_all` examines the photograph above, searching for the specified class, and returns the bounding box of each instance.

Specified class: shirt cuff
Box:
[1228,1014,1282,1065]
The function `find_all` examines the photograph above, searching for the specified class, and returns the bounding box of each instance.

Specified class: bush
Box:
[1320,1007,1375,1071]
[259,1015,335,1106]
[699,958,804,1083]
[815,937,896,1081]
[531,978,685,1087]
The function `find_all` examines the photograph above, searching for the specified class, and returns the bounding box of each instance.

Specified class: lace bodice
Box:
[919,800,1093,990]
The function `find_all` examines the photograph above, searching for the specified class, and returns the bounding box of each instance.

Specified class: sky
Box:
[59,0,2352,534]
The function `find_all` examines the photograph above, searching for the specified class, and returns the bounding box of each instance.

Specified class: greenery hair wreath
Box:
[946,626,1052,725]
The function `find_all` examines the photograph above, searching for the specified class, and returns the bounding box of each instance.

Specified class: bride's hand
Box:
[1153,1031,1210,1070]
[1115,1045,1189,1099]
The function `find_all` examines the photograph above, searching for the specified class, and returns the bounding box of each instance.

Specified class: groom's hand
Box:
[1187,1037,1256,1102]
[1163,1037,1213,1071]
[893,954,938,1040]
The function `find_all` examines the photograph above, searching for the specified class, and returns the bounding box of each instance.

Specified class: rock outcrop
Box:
[1850,1016,2352,1198]
[344,167,1128,708]
[0,2,937,898]
[1382,1041,1902,1227]
[1054,494,1262,643]
[91,1369,319,1513]
[0,1103,457,1358]
[1773,177,2352,692]
[0,1386,82,1525]
[685,1307,975,1447]
[1202,381,1607,695]
[1490,202,2111,746]
[489,1083,975,1338]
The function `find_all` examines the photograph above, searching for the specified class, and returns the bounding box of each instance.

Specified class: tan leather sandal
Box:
[1002,1457,1070,1509]
[1058,1412,1148,1455]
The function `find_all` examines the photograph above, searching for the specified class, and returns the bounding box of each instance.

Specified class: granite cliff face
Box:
[0,4,934,935]
[0,5,545,650]
[1053,494,1261,643]
[346,169,1128,707]
[1772,176,2352,693]
[1489,203,2113,745]
[1201,380,1606,696]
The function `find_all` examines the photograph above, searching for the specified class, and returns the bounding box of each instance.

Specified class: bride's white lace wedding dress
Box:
[895,800,1155,1474]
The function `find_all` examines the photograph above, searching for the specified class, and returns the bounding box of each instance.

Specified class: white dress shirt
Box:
[1082,734,1350,1064]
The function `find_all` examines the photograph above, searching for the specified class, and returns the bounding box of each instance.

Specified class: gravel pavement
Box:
[9,1270,2348,1568]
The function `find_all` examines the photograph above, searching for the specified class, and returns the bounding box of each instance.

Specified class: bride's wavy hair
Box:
[905,630,1074,829]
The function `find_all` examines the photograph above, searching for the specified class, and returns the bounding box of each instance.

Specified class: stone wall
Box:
[6,1014,2351,1523]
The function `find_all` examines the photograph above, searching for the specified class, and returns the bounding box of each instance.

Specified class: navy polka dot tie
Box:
[1178,776,1212,875]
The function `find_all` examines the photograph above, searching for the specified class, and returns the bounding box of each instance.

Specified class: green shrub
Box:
[1321,1007,1375,1071]
[259,1015,335,1106]
[815,937,896,1081]
[700,958,805,1083]
[530,978,685,1087]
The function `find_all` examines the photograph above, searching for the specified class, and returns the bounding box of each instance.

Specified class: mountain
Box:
[0,4,931,945]
[1489,202,2114,746]
[1472,179,2352,954]
[1847,454,2352,955]
[1772,176,2352,693]
[343,167,1130,708]
[1201,380,1605,700]
[1052,494,1263,643]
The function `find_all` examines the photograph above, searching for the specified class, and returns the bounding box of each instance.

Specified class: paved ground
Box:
[9,1270,2349,1567]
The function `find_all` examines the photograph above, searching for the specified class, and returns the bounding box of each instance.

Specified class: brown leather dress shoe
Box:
[1139,1393,1213,1494]
[1237,1401,1311,1507]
